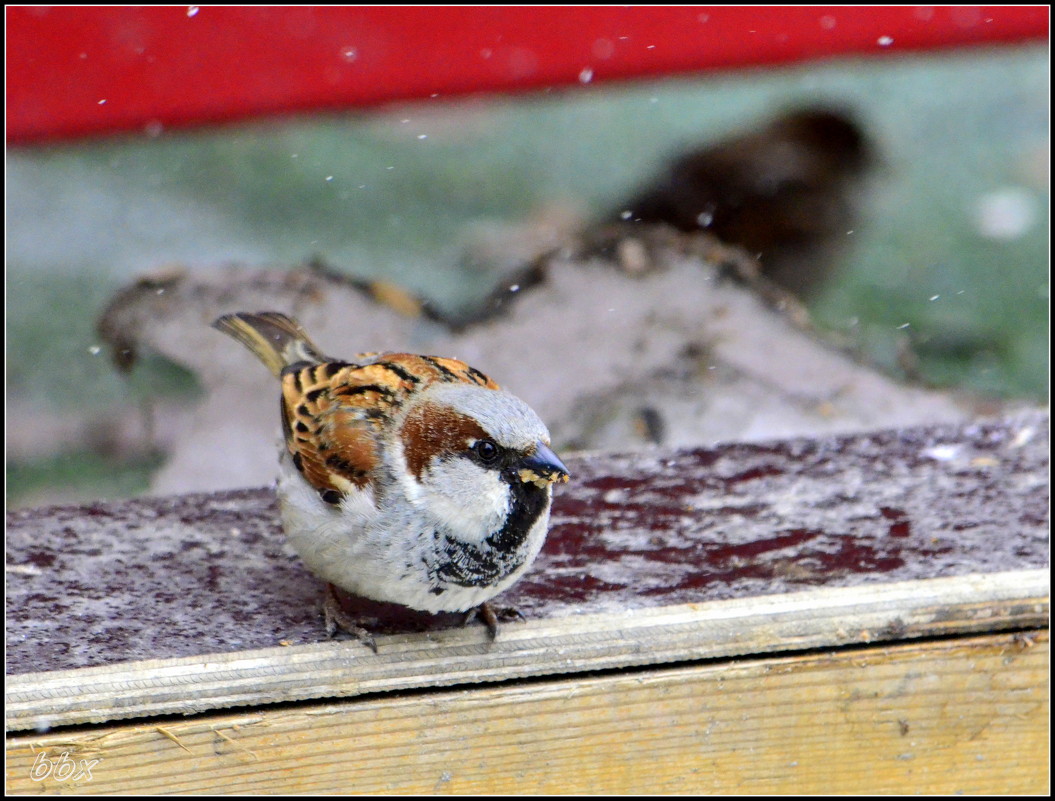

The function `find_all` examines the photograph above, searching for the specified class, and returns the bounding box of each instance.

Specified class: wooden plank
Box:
[7,414,1049,679]
[7,413,1048,735]
[6,569,1047,733]
[6,631,1047,795]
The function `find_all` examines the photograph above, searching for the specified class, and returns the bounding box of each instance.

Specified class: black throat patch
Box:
[433,477,550,588]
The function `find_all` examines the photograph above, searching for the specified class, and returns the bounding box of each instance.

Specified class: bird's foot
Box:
[464,602,526,641]
[322,583,378,653]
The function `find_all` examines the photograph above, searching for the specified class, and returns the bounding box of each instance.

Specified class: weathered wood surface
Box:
[6,631,1048,794]
[8,411,1047,671]
[6,412,1048,733]
[6,569,1047,733]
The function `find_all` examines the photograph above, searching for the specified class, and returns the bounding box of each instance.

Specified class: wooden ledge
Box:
[6,631,1047,794]
[7,411,1047,730]
[5,412,1049,792]
[6,569,1047,733]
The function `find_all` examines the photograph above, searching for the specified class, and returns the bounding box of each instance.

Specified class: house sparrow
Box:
[213,311,568,649]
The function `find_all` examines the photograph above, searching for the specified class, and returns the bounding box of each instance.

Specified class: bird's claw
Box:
[322,583,378,653]
[465,602,525,641]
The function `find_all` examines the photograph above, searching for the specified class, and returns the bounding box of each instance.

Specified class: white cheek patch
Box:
[419,457,511,544]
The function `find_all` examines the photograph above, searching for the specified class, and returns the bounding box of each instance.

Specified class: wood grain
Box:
[7,631,1047,795]
[7,413,1048,677]
[6,569,1047,733]
[5,414,1047,793]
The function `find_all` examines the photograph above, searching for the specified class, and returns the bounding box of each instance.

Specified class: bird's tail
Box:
[212,311,327,376]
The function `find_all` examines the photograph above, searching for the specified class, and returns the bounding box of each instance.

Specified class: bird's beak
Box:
[517,441,570,488]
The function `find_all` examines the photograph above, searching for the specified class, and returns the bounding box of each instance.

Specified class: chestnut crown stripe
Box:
[281,354,501,498]
[400,403,491,481]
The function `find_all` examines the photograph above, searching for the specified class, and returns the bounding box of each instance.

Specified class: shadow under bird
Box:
[213,311,569,650]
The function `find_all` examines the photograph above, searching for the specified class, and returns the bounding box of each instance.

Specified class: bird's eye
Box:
[472,438,500,465]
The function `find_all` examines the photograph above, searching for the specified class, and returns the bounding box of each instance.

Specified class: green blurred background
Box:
[7,44,1049,507]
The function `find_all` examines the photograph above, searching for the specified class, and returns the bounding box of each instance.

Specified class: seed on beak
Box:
[518,441,570,487]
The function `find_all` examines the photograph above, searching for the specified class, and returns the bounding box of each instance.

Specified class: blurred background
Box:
[6,7,1049,507]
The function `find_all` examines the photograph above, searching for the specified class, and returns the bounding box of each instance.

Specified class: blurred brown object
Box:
[91,226,977,496]
[611,106,876,297]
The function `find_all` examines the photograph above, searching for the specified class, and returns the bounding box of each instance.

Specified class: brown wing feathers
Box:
[213,312,500,502]
[282,363,382,497]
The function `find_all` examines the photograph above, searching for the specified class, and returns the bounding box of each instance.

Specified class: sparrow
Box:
[610,106,875,297]
[213,311,569,649]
